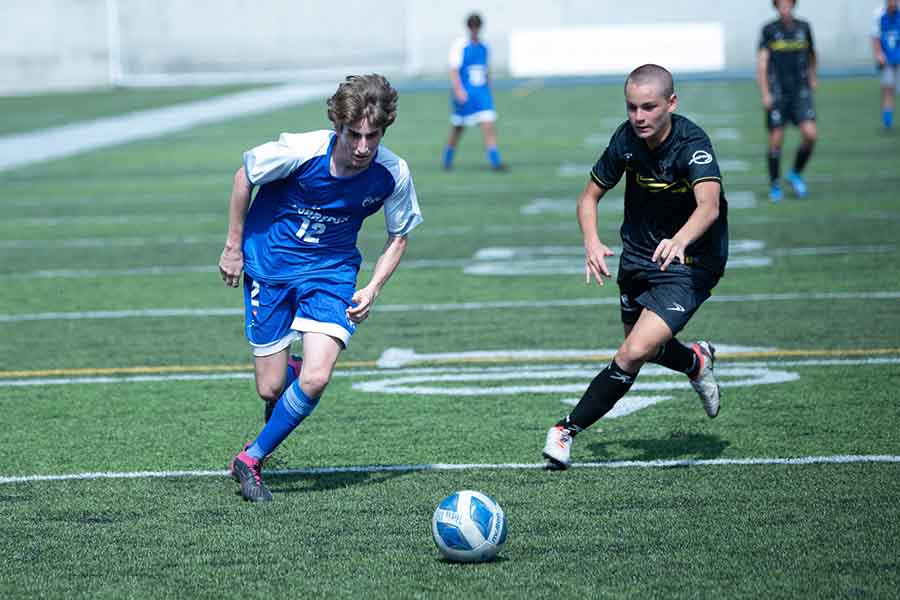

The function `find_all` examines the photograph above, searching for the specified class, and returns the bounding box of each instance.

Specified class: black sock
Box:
[768,149,781,183]
[793,143,814,173]
[650,338,699,377]
[557,361,637,432]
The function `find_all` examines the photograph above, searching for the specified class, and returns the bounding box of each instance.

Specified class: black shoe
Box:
[231,450,273,502]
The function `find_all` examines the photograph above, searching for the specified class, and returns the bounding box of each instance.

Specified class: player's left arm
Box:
[807,23,818,90]
[347,235,408,324]
[653,180,721,271]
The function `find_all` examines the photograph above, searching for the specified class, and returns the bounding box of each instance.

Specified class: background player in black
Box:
[542,64,729,470]
[757,0,818,202]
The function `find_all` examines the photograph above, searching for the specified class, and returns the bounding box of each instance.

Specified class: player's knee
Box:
[618,338,656,364]
[255,380,284,403]
[300,367,332,397]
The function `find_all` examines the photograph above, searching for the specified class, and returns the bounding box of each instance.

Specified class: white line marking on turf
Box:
[3,455,899,485]
[3,356,898,389]
[3,291,900,323]
[0,83,333,172]
[376,346,772,368]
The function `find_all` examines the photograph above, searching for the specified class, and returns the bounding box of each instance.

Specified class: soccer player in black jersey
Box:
[542,64,728,470]
[757,0,818,202]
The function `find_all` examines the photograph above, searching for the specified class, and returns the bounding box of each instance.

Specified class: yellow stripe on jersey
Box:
[769,39,809,52]
[634,172,691,194]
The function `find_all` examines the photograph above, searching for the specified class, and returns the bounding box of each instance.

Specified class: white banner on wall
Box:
[509,22,726,77]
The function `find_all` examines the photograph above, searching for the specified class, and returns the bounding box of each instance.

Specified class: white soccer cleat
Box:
[542,425,574,470]
[690,341,720,418]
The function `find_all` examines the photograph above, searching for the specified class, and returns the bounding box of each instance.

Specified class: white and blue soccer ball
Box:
[431,490,508,563]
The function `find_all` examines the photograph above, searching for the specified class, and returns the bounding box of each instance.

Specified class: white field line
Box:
[2,454,899,485]
[8,258,468,280]
[3,356,898,388]
[0,83,332,172]
[6,215,900,251]
[7,243,893,280]
[3,291,900,323]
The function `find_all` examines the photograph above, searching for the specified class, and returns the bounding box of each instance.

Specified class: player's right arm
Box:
[872,11,887,67]
[448,38,468,104]
[450,68,467,104]
[756,47,773,110]
[577,179,614,286]
[218,166,253,288]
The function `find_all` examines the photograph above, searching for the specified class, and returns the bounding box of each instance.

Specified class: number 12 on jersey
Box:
[296,217,325,243]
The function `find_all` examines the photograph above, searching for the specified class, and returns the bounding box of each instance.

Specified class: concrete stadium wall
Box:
[0,0,880,95]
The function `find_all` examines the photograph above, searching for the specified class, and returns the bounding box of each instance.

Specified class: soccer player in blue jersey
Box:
[872,0,900,130]
[541,65,727,470]
[757,0,818,202]
[442,12,506,172]
[218,74,423,502]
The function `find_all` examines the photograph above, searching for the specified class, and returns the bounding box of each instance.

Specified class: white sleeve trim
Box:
[873,7,884,38]
[448,37,466,69]
[242,130,331,186]
[377,149,423,237]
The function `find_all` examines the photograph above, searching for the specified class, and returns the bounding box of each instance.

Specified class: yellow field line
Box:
[1,348,899,379]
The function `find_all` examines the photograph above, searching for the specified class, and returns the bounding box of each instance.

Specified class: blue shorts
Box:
[451,86,497,126]
[243,274,357,356]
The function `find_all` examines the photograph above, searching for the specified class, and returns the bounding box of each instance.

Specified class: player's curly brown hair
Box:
[327,74,398,133]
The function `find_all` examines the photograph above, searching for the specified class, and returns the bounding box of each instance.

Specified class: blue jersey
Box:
[449,37,490,93]
[241,130,422,284]
[874,7,900,65]
[448,36,496,125]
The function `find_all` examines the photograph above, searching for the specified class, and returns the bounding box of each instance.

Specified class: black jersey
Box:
[590,114,729,277]
[759,18,815,93]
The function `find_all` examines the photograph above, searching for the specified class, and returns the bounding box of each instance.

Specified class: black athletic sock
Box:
[557,361,637,432]
[793,143,814,173]
[768,149,781,183]
[650,338,699,377]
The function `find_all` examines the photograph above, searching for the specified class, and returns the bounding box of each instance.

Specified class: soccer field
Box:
[2,76,900,598]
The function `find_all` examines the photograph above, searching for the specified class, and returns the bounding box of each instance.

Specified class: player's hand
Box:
[809,75,818,91]
[454,89,468,104]
[652,238,686,271]
[877,52,887,68]
[218,246,243,288]
[347,287,377,324]
[761,92,774,110]
[584,242,614,286]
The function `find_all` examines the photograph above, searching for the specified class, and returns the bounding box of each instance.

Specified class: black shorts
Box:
[617,257,720,335]
[766,87,816,130]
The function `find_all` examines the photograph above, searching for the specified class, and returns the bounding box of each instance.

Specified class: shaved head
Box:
[625,64,675,99]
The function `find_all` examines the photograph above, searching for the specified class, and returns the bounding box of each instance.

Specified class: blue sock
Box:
[285,361,299,388]
[247,379,319,459]
[487,147,502,169]
[884,108,894,129]
[442,146,455,169]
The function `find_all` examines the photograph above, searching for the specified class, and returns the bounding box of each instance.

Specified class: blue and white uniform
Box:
[448,36,496,126]
[240,129,422,354]
[874,5,900,88]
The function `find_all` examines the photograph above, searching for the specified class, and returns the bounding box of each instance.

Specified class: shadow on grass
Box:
[584,431,730,462]
[268,469,408,495]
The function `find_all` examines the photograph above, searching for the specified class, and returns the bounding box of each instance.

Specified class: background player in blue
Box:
[218,74,423,501]
[542,65,728,470]
[872,0,900,130]
[442,12,506,171]
[757,0,818,202]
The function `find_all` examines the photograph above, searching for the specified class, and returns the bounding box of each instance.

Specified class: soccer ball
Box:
[431,490,508,563]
